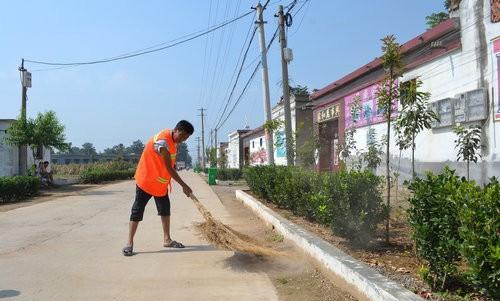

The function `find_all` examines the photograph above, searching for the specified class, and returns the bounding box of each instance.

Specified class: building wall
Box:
[247,132,267,166]
[348,0,500,183]
[271,95,313,166]
[227,132,240,169]
[0,120,19,177]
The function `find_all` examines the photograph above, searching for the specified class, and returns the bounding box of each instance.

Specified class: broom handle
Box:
[189,194,214,220]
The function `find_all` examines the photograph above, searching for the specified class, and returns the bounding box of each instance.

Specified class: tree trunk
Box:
[467,160,470,181]
[385,71,393,244]
[412,131,415,180]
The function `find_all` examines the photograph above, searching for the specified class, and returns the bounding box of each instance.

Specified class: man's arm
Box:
[159,148,192,196]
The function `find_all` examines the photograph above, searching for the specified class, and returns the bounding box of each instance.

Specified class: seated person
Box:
[39,161,54,186]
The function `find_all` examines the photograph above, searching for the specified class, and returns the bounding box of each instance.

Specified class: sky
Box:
[0,0,445,157]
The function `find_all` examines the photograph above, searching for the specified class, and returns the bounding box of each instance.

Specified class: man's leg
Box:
[124,186,151,254]
[160,216,171,244]
[127,221,139,248]
[154,194,183,247]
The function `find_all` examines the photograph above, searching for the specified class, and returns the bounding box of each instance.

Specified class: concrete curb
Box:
[235,190,422,301]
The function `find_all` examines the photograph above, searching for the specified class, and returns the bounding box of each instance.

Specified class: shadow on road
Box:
[134,244,217,255]
[0,290,20,299]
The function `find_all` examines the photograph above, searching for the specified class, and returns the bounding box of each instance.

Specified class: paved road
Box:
[0,172,278,301]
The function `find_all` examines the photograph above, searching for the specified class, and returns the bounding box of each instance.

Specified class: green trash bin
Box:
[208,167,218,185]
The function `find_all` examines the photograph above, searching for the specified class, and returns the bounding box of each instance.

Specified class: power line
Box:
[25,10,253,67]
[211,15,257,129]
[214,27,258,130]
[216,26,281,130]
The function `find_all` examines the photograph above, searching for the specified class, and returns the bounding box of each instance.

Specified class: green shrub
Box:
[217,168,243,181]
[80,169,135,184]
[244,166,384,241]
[0,176,40,202]
[332,170,385,240]
[459,177,500,297]
[407,167,464,289]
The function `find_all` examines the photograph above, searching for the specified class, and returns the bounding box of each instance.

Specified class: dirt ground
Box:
[211,183,360,301]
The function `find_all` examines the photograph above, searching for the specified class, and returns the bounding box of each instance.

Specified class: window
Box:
[252,141,255,149]
[260,138,263,147]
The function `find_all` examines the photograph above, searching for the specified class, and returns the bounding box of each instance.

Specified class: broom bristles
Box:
[190,195,283,257]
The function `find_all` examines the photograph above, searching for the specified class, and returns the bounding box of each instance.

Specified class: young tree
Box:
[453,124,482,181]
[363,128,383,172]
[376,35,402,243]
[5,111,68,168]
[394,79,439,179]
[206,147,217,168]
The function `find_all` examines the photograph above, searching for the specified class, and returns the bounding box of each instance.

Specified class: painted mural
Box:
[344,83,398,129]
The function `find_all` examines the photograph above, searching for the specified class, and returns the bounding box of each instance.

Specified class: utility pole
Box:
[214,128,218,167]
[196,137,201,167]
[210,129,213,148]
[198,108,206,168]
[277,5,294,166]
[18,59,30,175]
[255,2,275,165]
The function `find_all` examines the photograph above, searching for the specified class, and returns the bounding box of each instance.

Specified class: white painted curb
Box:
[235,190,422,301]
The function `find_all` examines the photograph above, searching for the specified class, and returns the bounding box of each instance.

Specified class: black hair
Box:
[175,120,194,135]
[43,161,49,164]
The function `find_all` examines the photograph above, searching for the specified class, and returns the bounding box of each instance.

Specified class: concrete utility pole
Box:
[198,108,206,168]
[18,59,30,175]
[255,2,275,165]
[196,137,201,167]
[277,5,294,166]
[214,128,218,166]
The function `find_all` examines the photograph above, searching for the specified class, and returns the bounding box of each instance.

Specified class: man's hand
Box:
[182,184,193,197]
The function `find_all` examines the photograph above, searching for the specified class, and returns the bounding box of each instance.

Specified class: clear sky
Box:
[1,0,444,156]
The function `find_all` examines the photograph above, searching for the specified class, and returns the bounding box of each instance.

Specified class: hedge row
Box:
[217,168,243,181]
[244,165,385,242]
[408,168,499,296]
[0,176,40,202]
[80,169,135,184]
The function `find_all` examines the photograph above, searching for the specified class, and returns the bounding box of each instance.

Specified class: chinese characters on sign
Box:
[344,83,398,129]
[317,104,340,123]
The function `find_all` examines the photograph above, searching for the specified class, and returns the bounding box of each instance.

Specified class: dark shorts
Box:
[130,185,170,221]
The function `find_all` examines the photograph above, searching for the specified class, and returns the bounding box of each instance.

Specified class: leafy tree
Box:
[81,142,97,158]
[290,85,310,97]
[376,34,402,243]
[453,124,482,181]
[176,142,192,166]
[103,143,125,156]
[425,0,451,28]
[394,79,439,179]
[206,147,217,167]
[5,111,68,168]
[126,140,144,155]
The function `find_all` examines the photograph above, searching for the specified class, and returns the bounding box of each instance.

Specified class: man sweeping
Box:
[123,120,194,256]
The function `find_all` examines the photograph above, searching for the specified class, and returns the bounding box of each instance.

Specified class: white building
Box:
[271,94,313,166]
[226,129,251,169]
[0,119,51,177]
[311,0,500,183]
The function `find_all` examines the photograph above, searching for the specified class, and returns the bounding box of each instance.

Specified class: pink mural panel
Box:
[344,83,398,129]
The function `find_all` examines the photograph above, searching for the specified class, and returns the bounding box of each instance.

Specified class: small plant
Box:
[407,168,463,289]
[453,124,482,181]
